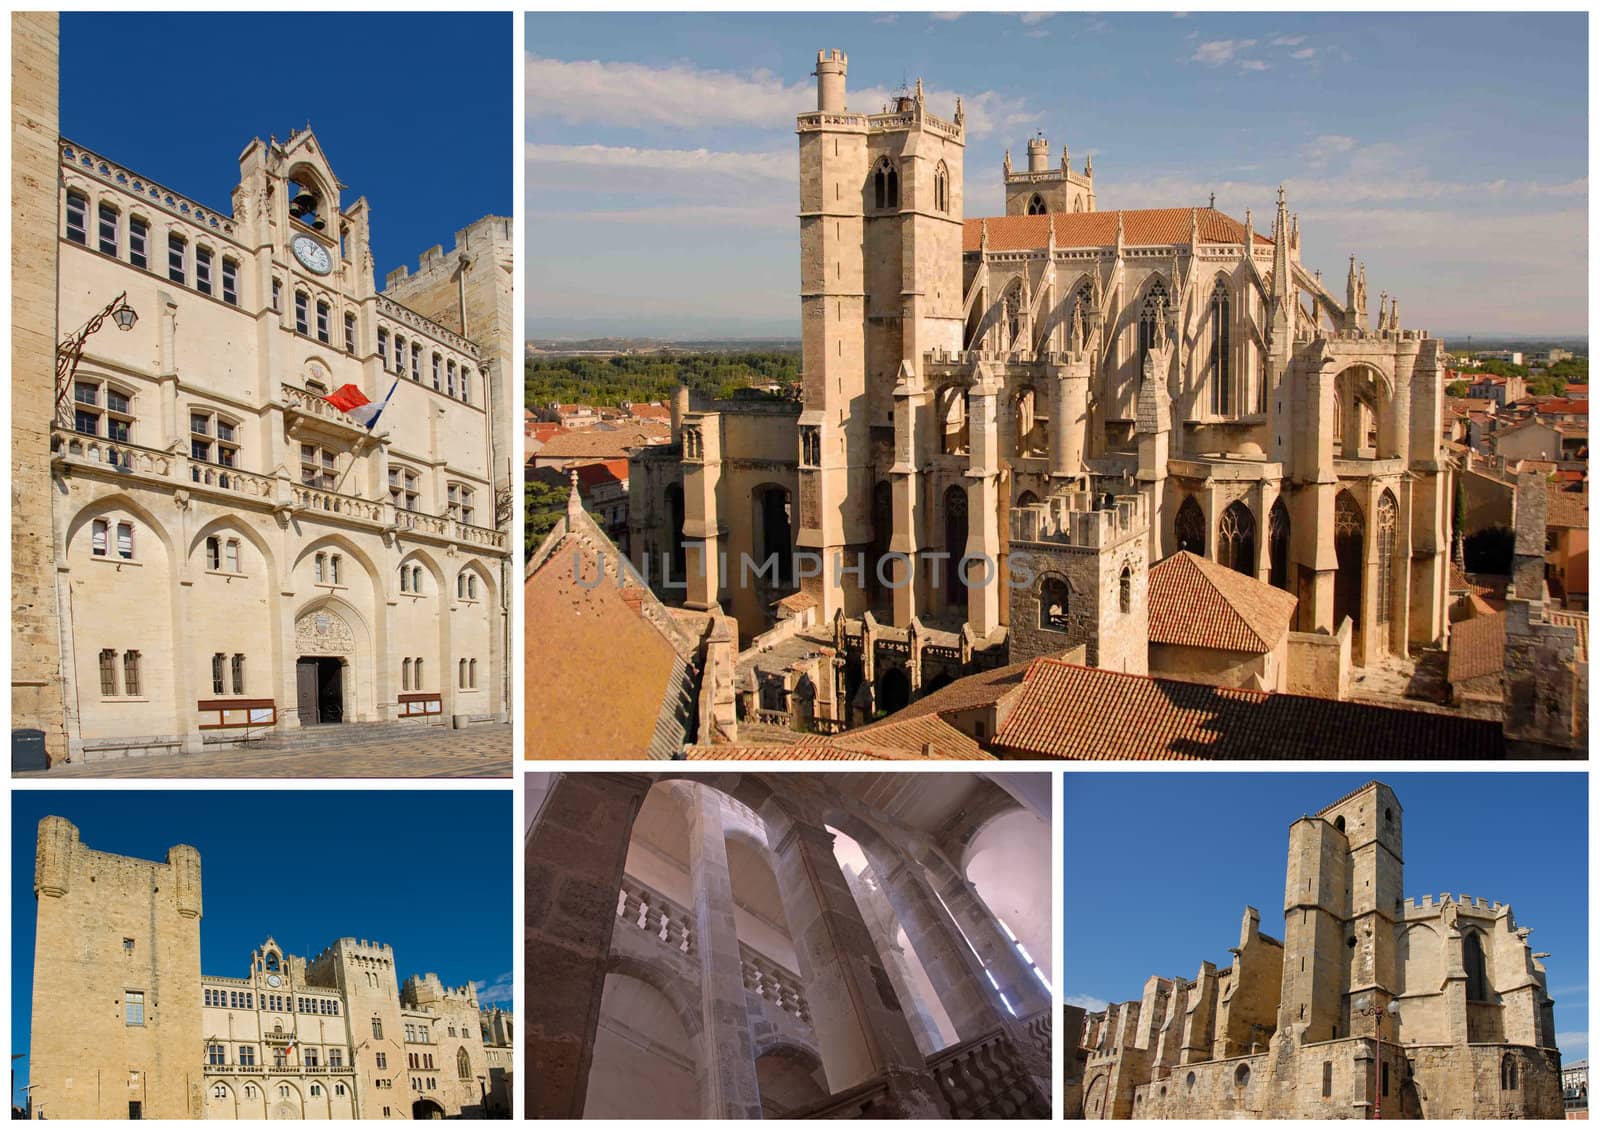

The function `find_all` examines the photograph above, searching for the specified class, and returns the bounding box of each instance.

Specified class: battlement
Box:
[1399,893,1511,916]
[402,971,480,1007]
[1010,490,1147,550]
[311,936,395,964]
[385,214,512,288]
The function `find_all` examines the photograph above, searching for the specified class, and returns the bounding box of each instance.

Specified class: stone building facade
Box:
[526,771,1053,1119]
[28,816,506,1120]
[22,40,511,763]
[1076,781,1563,1119]
[628,48,1452,729]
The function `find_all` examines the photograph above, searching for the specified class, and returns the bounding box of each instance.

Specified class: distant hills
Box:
[528,337,800,357]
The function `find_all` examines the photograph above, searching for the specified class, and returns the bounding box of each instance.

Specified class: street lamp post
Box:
[1355,995,1401,1119]
[54,290,138,424]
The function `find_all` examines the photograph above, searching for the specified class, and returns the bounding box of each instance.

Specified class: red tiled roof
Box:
[1448,612,1506,684]
[1537,399,1589,415]
[1546,486,1589,530]
[534,424,669,460]
[963,207,1274,254]
[1148,552,1298,654]
[990,658,1506,759]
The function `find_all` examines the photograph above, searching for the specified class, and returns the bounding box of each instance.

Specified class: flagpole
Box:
[328,380,399,498]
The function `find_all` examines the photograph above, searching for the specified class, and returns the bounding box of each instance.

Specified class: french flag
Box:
[323,381,398,431]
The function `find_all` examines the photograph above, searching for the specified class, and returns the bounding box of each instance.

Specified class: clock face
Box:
[267,974,282,987]
[292,234,333,276]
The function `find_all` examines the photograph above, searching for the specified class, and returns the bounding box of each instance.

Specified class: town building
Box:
[27,815,510,1120]
[526,771,1053,1118]
[1074,781,1563,1119]
[1564,1059,1588,1118]
[14,19,512,765]
[623,48,1454,742]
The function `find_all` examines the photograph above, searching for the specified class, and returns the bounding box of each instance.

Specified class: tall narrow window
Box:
[195,246,213,295]
[460,369,471,404]
[129,217,149,269]
[458,658,468,688]
[331,554,342,585]
[294,291,310,335]
[66,191,88,244]
[99,648,118,696]
[205,536,222,571]
[116,521,134,560]
[212,652,226,695]
[1119,567,1132,614]
[395,335,407,374]
[224,539,240,573]
[123,650,141,696]
[1210,277,1232,416]
[271,278,282,312]
[1138,280,1169,377]
[1217,501,1256,576]
[231,653,245,694]
[469,658,478,688]
[168,234,186,284]
[98,202,119,256]
[1376,490,1398,627]
[415,658,424,688]
[316,300,331,343]
[432,353,441,389]
[413,343,423,385]
[314,552,326,583]
[92,518,109,556]
[125,991,145,1026]
[221,257,238,304]
[402,658,413,690]
[378,329,389,367]
[934,161,950,213]
[344,312,357,352]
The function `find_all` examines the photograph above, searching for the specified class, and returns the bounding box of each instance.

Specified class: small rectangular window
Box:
[205,536,221,571]
[125,991,145,1026]
[99,648,118,696]
[195,246,213,295]
[92,518,109,557]
[413,344,422,384]
[123,650,141,696]
[378,329,389,366]
[212,652,225,695]
[295,292,309,335]
[116,521,134,560]
[128,217,148,269]
[316,301,330,343]
[98,203,119,256]
[168,234,186,285]
[231,653,245,694]
[345,312,357,352]
[224,540,239,573]
[271,278,282,312]
[221,258,238,305]
[66,192,88,244]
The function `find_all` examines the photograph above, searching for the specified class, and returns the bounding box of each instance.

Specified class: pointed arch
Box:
[1268,497,1291,591]
[293,531,383,594]
[1376,489,1398,629]
[871,156,899,210]
[1208,274,1233,416]
[398,546,447,594]
[186,514,279,576]
[1333,490,1365,643]
[64,490,178,564]
[1217,500,1255,575]
[934,160,950,214]
[1026,193,1046,215]
[1174,494,1206,556]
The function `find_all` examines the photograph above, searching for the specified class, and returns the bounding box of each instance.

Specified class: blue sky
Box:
[11,790,513,1107]
[527,12,1587,339]
[1064,772,1588,1062]
[62,12,512,286]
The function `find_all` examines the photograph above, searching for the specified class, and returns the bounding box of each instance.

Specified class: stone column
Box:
[761,806,947,1117]
[923,855,1052,1019]
[965,371,1003,638]
[842,865,947,1056]
[889,369,922,628]
[525,772,654,1119]
[685,787,763,1119]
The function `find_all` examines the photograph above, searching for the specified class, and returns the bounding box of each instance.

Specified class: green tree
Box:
[1445,380,1469,397]
[525,477,570,556]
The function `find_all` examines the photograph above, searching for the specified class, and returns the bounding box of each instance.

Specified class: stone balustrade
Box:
[739,944,810,1023]
[292,483,385,522]
[927,1028,1052,1119]
[1021,1008,1052,1062]
[616,878,694,956]
[205,1064,355,1076]
[55,432,176,477]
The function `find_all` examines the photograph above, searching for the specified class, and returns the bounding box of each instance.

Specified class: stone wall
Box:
[1286,619,1351,699]
[11,13,67,762]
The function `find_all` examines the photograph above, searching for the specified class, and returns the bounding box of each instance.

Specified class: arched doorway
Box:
[752,484,794,587]
[292,602,366,726]
[1175,495,1206,556]
[1268,498,1290,591]
[755,1044,830,1118]
[1334,491,1364,647]
[944,484,969,607]
[1217,501,1255,575]
[877,666,911,715]
[412,1099,446,1120]
[664,483,686,585]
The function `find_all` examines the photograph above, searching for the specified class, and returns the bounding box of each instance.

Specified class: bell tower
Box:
[796,50,965,622]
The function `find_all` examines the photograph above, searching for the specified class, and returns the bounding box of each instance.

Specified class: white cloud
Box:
[473,973,514,1005]
[526,55,811,129]
[1192,38,1256,66]
[527,54,1033,141]
[1558,1032,1589,1060]
[1239,59,1270,72]
[1019,12,1053,25]
[526,142,794,182]
[1064,993,1110,1012]
[1270,34,1306,47]
[1293,47,1317,60]
[930,11,965,20]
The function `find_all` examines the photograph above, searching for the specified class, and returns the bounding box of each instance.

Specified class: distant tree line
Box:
[525,350,800,407]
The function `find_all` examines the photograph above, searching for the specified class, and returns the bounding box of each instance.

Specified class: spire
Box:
[954,95,964,125]
[566,468,583,528]
[1071,298,1085,353]
[1084,151,1093,176]
[1209,191,1216,209]
[1190,207,1200,251]
[1061,143,1070,173]
[1243,208,1253,255]
[980,217,990,256]
[1115,209,1125,256]
[1047,213,1057,252]
[1346,254,1359,313]
[1003,148,1012,177]
[1390,296,1399,331]
[1272,185,1291,305]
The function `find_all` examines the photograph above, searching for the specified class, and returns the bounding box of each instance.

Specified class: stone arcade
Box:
[525,772,1053,1118]
[626,48,1454,737]
[1075,781,1562,1119]
[26,816,513,1120]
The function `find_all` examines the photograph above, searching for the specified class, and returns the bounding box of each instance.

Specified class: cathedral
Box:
[1072,781,1563,1119]
[629,48,1452,728]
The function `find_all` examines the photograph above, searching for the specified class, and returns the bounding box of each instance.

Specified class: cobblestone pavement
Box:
[15,724,512,780]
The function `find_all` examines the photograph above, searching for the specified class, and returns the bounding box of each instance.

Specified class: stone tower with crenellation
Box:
[795,50,967,623]
[306,937,418,1119]
[1003,132,1095,215]
[30,816,204,1119]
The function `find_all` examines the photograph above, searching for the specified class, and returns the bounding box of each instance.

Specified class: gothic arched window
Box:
[1175,495,1206,556]
[1210,277,1232,416]
[1217,501,1256,575]
[1027,193,1046,215]
[1269,498,1291,592]
[457,1047,472,1080]
[1502,1053,1518,1090]
[1138,280,1169,376]
[1376,490,1398,625]
[873,158,898,210]
[1119,566,1132,614]
[1004,284,1023,350]
[934,161,950,213]
[1463,929,1490,1002]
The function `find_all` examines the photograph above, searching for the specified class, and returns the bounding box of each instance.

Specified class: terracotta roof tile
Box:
[808,716,991,759]
[1548,609,1589,664]
[991,658,1506,759]
[1448,612,1506,684]
[963,207,1273,254]
[533,424,669,461]
[1148,552,1298,654]
[1546,487,1589,529]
